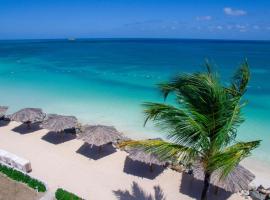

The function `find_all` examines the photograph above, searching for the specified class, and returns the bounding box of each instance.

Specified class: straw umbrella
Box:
[0,106,8,119]
[78,125,123,152]
[126,146,166,172]
[40,114,78,133]
[191,161,255,194]
[10,108,45,127]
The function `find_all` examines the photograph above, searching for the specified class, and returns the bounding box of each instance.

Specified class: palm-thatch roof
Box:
[126,147,166,166]
[0,106,8,118]
[10,108,45,123]
[40,114,78,133]
[191,161,255,193]
[78,125,123,147]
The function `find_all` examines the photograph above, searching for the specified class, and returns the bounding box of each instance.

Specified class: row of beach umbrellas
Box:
[1,107,122,147]
[0,106,256,194]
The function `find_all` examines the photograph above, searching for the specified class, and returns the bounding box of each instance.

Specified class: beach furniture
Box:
[191,161,255,193]
[250,190,267,200]
[126,146,166,172]
[77,125,123,151]
[10,108,45,127]
[0,149,11,164]
[40,114,78,133]
[12,157,32,172]
[0,106,8,119]
[120,138,167,172]
[0,149,32,173]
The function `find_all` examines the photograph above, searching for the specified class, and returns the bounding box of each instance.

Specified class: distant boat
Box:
[68,38,76,41]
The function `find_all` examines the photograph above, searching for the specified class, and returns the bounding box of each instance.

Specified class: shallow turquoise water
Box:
[0,39,269,164]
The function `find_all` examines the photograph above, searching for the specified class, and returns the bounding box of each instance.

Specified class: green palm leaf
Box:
[120,139,198,164]
[143,102,209,150]
[208,140,261,180]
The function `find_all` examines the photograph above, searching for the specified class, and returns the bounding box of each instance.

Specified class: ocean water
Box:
[0,39,270,164]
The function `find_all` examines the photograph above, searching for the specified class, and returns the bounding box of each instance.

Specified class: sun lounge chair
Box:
[0,149,32,173]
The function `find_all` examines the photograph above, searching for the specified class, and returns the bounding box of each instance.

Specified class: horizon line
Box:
[0,37,270,42]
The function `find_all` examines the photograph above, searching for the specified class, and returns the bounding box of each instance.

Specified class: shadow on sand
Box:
[12,123,42,134]
[123,157,164,180]
[113,181,166,200]
[0,120,10,127]
[180,172,232,200]
[76,143,117,160]
[41,131,76,144]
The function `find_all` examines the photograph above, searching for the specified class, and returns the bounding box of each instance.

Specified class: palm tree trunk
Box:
[201,172,211,200]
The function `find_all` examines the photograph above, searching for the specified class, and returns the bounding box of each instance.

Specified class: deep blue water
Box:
[0,39,269,163]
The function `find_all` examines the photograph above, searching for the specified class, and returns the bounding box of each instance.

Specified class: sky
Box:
[0,0,270,40]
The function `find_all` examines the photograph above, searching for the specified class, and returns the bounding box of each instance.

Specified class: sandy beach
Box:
[0,121,268,200]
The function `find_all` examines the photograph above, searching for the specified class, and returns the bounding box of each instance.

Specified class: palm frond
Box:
[120,139,198,164]
[229,60,250,96]
[211,96,245,149]
[154,72,233,147]
[205,59,212,75]
[143,102,209,150]
[158,82,177,101]
[211,61,250,148]
[207,140,261,180]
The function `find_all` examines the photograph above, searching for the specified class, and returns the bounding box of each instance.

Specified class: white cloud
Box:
[224,7,247,16]
[235,24,248,32]
[196,16,212,21]
[216,25,223,30]
[226,25,233,30]
[235,24,246,29]
[253,25,260,30]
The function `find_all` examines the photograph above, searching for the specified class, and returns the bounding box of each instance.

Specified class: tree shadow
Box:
[76,143,117,160]
[113,181,166,200]
[12,123,42,134]
[179,172,232,200]
[0,119,10,127]
[123,157,164,180]
[41,131,76,144]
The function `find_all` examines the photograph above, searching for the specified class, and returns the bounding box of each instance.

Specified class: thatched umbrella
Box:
[191,161,255,193]
[78,125,123,151]
[10,108,45,127]
[126,147,166,172]
[40,114,78,133]
[0,106,8,119]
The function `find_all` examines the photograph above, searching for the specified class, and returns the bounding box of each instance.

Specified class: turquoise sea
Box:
[0,39,269,164]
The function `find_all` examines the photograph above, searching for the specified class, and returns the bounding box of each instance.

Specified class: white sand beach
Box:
[0,121,268,200]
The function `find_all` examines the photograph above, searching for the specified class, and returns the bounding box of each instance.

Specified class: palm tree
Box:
[121,61,261,200]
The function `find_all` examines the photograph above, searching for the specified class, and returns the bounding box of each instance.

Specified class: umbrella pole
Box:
[150,164,154,172]
[26,122,31,129]
[214,186,219,195]
[98,146,102,153]
[61,132,64,139]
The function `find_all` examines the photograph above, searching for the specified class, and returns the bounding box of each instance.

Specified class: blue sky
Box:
[0,0,270,40]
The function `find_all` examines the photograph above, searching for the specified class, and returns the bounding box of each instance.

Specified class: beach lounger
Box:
[0,150,12,165]
[13,157,32,172]
[0,150,9,162]
[0,149,32,173]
